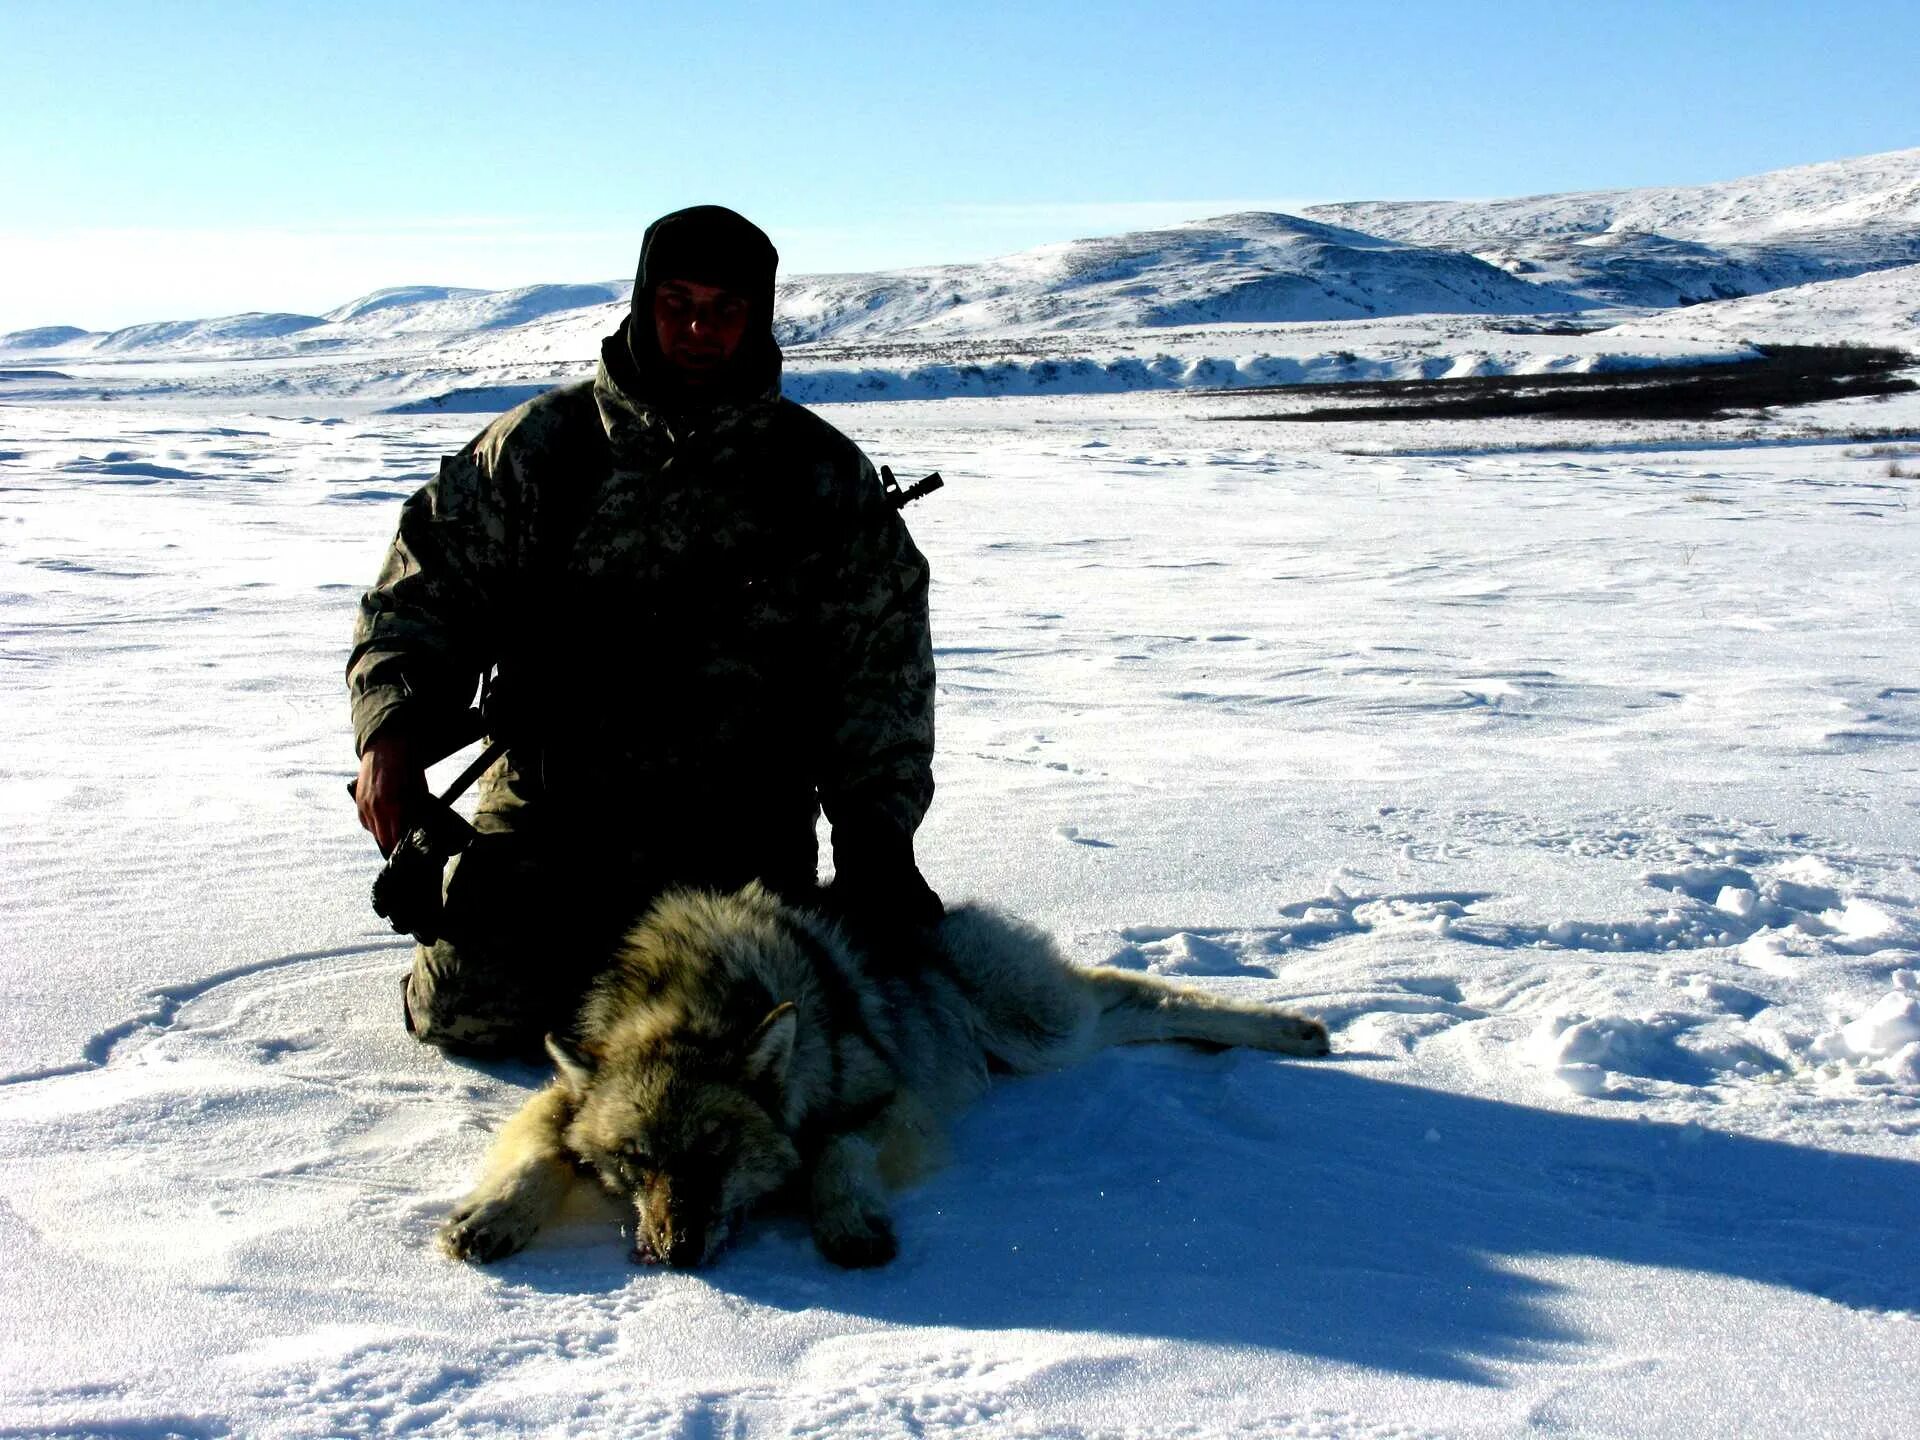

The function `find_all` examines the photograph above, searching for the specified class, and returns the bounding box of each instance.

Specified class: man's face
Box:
[652,278,752,383]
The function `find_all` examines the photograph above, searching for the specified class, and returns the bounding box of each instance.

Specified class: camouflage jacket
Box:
[347,335,935,872]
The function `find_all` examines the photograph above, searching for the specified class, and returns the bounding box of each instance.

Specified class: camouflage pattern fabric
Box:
[353,330,935,1049]
[399,758,620,1057]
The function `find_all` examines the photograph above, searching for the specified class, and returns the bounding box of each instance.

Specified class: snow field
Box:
[1,392,1918,1436]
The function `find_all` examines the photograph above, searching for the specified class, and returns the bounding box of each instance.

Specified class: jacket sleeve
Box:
[811,454,936,867]
[345,433,517,756]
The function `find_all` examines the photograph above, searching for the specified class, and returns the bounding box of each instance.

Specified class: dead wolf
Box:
[439,883,1330,1269]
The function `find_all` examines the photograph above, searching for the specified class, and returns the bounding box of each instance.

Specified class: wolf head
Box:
[549,1004,801,1268]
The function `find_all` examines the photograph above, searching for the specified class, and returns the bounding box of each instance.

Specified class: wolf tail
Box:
[937,906,1330,1072]
[1082,968,1330,1057]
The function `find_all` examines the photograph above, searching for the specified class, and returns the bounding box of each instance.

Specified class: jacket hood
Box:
[634,205,778,320]
[621,205,783,412]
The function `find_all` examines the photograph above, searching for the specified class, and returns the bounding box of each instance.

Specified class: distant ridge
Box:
[770,212,1588,344]
[324,286,491,323]
[1304,148,1920,307]
[92,312,328,352]
[1305,148,1920,243]
[0,325,92,350]
[4,148,1919,358]
[324,283,627,332]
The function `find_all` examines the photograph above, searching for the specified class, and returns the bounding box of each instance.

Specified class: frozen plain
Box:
[1,375,1918,1438]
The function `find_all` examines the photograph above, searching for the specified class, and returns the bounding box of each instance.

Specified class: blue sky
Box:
[3,0,1917,331]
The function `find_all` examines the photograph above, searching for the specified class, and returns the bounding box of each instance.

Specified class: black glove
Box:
[823,814,942,966]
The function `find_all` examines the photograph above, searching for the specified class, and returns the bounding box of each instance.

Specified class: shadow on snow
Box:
[499,1052,1919,1385]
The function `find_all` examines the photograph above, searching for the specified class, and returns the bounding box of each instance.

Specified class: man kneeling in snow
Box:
[346,205,939,1057]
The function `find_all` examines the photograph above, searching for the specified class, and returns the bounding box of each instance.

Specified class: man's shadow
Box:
[501,1050,1918,1384]
[726,1052,1916,1383]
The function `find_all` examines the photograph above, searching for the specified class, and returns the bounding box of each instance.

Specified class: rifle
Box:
[880,465,943,509]
[345,708,504,943]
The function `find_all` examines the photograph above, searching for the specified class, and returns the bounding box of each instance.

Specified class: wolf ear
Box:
[545,1033,598,1095]
[741,1002,797,1088]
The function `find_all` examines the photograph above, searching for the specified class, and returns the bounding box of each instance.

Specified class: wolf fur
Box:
[438,883,1330,1269]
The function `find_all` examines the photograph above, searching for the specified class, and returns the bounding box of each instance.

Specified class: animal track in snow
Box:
[1451,852,1918,960]
[1105,887,1491,977]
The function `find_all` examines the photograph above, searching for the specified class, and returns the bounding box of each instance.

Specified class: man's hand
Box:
[822,816,943,972]
[356,732,428,856]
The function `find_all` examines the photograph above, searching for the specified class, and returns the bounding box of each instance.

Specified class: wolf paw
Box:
[438,1195,535,1264]
[814,1210,898,1269]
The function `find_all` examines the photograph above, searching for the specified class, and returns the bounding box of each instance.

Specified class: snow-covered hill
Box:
[0,216,1584,364]
[1443,225,1920,308]
[1306,149,1920,308]
[323,281,629,336]
[0,281,637,361]
[1607,260,1920,349]
[1308,147,1920,245]
[0,324,93,351]
[770,213,1589,342]
[90,311,329,352]
[432,212,1593,373]
[324,284,493,322]
[3,149,1918,405]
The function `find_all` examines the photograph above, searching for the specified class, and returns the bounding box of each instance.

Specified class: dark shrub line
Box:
[1207,345,1916,423]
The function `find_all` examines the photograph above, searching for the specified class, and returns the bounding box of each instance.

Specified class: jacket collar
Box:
[593,319,781,462]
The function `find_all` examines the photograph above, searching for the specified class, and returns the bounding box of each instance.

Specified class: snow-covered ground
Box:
[2,367,1918,1436]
